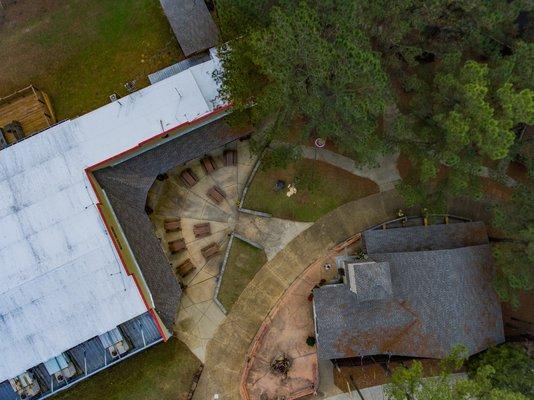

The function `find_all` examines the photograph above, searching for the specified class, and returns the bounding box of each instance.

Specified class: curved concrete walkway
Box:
[299,146,401,192]
[193,189,494,399]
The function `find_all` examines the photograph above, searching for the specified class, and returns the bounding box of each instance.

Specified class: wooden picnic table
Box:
[176,259,195,277]
[168,238,186,254]
[224,149,237,166]
[180,168,198,188]
[201,156,217,174]
[164,218,181,232]
[201,242,220,260]
[207,185,226,204]
[193,222,211,239]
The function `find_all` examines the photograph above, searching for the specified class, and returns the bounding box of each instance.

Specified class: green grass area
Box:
[54,338,200,400]
[218,238,267,311]
[243,158,380,222]
[0,0,183,119]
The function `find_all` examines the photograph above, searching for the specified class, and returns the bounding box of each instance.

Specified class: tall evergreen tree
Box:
[492,182,534,307]
[468,343,534,398]
[216,0,393,164]
[386,345,530,400]
[395,59,533,208]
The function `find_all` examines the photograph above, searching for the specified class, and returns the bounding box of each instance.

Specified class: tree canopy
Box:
[491,182,534,306]
[468,343,534,398]
[386,344,532,400]
[217,0,393,164]
[216,0,533,192]
[395,57,534,208]
[215,0,534,306]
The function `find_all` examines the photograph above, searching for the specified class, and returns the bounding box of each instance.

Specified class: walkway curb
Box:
[237,207,272,218]
[212,233,235,315]
[239,158,262,208]
[232,233,264,250]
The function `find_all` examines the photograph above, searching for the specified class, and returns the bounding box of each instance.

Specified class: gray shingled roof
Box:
[160,0,219,56]
[93,118,251,329]
[346,261,393,301]
[313,222,504,360]
[363,221,489,254]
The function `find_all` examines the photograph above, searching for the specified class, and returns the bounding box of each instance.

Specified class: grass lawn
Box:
[218,238,267,311]
[54,338,200,400]
[0,0,183,119]
[243,158,380,222]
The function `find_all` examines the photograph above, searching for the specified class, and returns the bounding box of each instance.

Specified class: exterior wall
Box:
[0,313,163,400]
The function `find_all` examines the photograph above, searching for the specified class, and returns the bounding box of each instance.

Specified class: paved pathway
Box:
[235,214,312,260]
[193,189,494,399]
[299,146,401,192]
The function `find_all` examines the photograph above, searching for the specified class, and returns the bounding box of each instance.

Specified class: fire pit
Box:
[270,354,292,378]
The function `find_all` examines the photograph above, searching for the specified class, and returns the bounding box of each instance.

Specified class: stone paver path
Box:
[193,190,494,399]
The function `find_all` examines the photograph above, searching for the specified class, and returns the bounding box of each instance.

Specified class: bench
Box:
[180,169,199,188]
[168,239,186,254]
[164,218,181,232]
[201,242,220,261]
[200,156,217,174]
[193,223,211,239]
[207,185,226,204]
[176,259,196,277]
[224,149,237,166]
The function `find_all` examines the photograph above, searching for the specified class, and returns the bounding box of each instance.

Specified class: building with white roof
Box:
[0,50,240,399]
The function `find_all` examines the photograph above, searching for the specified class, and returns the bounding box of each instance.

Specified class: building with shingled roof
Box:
[312,221,504,362]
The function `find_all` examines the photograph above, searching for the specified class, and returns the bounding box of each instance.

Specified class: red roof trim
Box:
[87,103,232,172]
[84,103,232,341]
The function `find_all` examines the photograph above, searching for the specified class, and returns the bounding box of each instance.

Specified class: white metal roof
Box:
[0,55,224,382]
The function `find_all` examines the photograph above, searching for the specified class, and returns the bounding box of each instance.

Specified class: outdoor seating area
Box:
[193,223,211,239]
[145,143,248,289]
[207,185,226,204]
[201,243,220,261]
[180,169,199,188]
[141,141,260,361]
[201,155,218,174]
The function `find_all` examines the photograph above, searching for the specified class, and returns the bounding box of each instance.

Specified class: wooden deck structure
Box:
[0,85,56,144]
